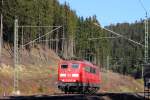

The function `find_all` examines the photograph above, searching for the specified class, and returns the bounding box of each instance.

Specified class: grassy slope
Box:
[0,45,144,96]
[0,45,60,95]
[100,71,144,93]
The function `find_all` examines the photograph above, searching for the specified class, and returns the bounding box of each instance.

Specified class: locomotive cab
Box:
[58,62,80,83]
[57,60,101,94]
[58,61,82,93]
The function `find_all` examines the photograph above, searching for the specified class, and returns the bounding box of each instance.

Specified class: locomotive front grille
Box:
[58,81,80,87]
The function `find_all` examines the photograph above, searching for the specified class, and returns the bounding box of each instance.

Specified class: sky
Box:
[58,0,150,27]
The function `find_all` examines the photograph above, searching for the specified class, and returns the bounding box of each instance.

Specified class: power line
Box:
[88,36,120,40]
[138,0,147,14]
[138,0,150,17]
[94,23,144,47]
[22,26,62,47]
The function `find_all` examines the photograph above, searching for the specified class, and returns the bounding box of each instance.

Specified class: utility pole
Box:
[13,19,20,95]
[142,12,149,78]
[145,12,148,63]
[106,56,110,72]
[0,0,3,62]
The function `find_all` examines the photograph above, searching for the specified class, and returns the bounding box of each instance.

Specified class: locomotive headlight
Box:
[60,74,66,77]
[72,74,79,77]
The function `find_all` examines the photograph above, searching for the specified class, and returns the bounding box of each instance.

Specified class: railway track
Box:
[0,92,148,100]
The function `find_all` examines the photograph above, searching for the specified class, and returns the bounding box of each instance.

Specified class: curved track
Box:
[0,92,148,100]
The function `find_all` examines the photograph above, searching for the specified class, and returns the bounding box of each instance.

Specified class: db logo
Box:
[67,74,71,77]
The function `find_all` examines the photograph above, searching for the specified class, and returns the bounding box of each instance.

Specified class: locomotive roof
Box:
[60,60,97,67]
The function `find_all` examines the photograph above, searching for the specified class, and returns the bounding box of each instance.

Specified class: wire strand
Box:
[138,0,149,16]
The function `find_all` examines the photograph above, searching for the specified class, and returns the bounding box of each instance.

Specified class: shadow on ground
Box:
[0,93,148,100]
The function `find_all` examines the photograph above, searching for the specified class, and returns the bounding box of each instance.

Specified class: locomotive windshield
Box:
[61,64,68,69]
[85,66,96,74]
[72,64,79,68]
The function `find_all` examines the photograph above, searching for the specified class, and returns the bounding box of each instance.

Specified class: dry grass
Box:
[0,45,144,95]
[0,63,144,95]
[0,45,60,96]
[0,63,60,96]
[100,71,144,93]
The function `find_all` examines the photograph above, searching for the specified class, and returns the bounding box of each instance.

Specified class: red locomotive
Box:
[57,60,101,94]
